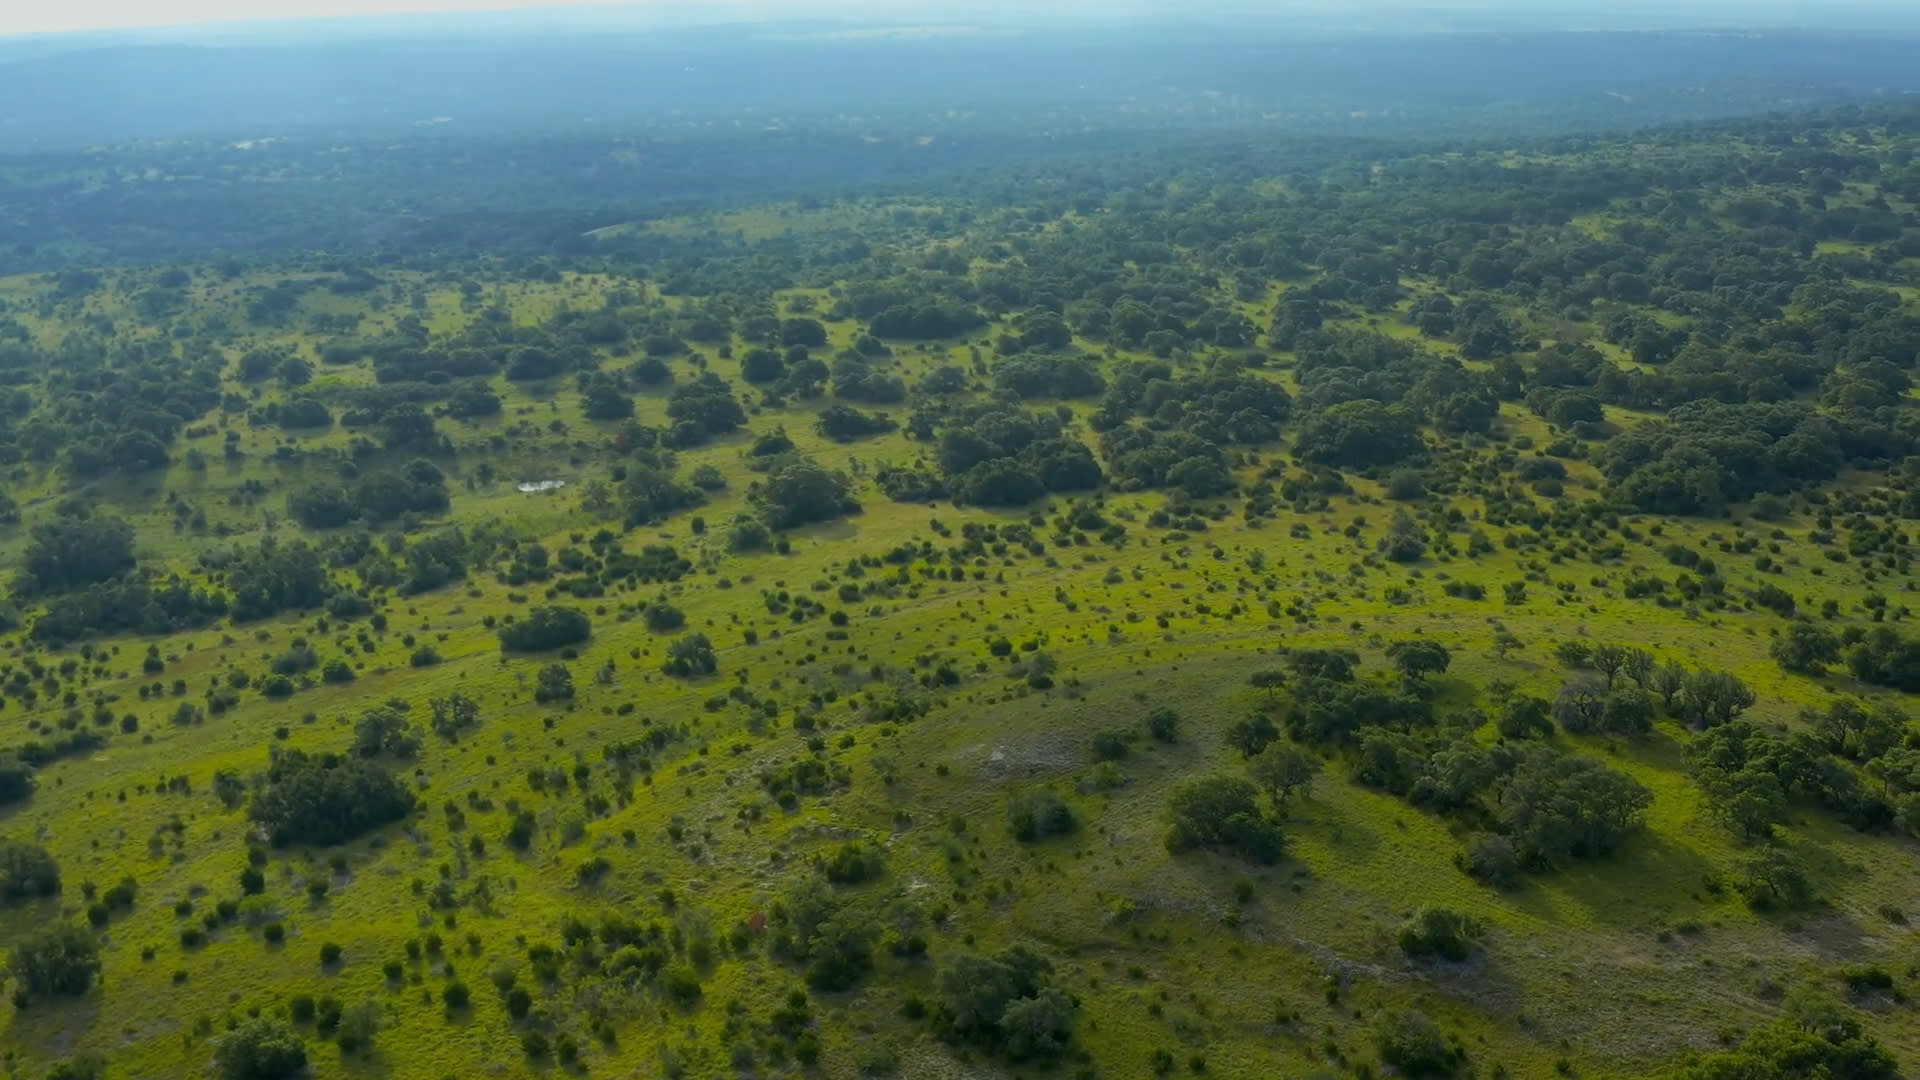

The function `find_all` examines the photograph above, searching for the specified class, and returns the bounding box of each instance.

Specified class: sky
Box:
[2,0,641,35]
[0,0,1162,37]
[0,0,1913,36]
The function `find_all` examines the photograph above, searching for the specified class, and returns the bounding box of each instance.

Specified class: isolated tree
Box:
[1590,643,1630,688]
[1553,640,1592,669]
[1374,1009,1458,1078]
[351,705,421,758]
[1621,647,1656,689]
[1677,669,1757,728]
[1008,788,1078,842]
[1771,621,1842,675]
[1164,776,1284,864]
[0,837,60,902]
[753,455,859,529]
[1498,696,1554,740]
[6,922,100,1000]
[581,380,634,421]
[215,1018,308,1080]
[1225,714,1280,758]
[1247,669,1286,699]
[663,634,719,678]
[335,998,382,1056]
[1489,628,1525,660]
[1145,706,1180,743]
[1735,847,1815,911]
[1552,681,1608,735]
[1397,907,1482,961]
[1387,639,1452,682]
[1380,510,1427,563]
[1601,688,1657,736]
[428,693,482,741]
[937,945,1073,1060]
[621,463,702,526]
[1651,660,1689,711]
[740,347,786,384]
[534,663,575,704]
[1248,744,1319,807]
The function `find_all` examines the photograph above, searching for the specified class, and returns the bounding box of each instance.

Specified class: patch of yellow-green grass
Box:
[643,200,944,243]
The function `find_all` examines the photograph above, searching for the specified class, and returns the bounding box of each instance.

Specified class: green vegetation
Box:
[0,94,1917,1080]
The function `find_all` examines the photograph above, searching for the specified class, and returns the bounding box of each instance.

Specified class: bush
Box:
[215,1018,308,1080]
[1090,730,1131,761]
[1008,788,1078,842]
[533,663,575,704]
[662,634,719,678]
[1735,847,1816,911]
[820,840,886,885]
[644,602,686,633]
[1374,1009,1459,1077]
[1458,833,1522,889]
[0,837,61,902]
[0,754,35,806]
[663,964,703,1006]
[1397,907,1482,961]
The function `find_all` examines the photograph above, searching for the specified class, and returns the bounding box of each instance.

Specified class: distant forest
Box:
[0,23,1917,271]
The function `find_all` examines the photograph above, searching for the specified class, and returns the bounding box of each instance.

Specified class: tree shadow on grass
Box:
[1296,812,1388,868]
[792,519,859,544]
[5,995,103,1062]
[1521,831,1719,931]
[338,1050,396,1080]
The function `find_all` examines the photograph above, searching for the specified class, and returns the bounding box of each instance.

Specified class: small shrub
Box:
[1398,907,1482,962]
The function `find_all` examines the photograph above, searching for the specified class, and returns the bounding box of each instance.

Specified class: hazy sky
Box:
[1,0,643,35]
[0,0,1910,36]
[0,0,1151,36]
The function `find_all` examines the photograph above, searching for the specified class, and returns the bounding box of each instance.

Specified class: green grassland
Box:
[3,124,1920,1080]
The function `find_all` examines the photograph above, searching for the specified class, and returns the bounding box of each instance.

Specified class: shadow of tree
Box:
[1527,830,1719,931]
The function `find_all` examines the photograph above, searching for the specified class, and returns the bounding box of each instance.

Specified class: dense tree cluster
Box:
[497,606,592,652]
[932,945,1076,1062]
[288,460,451,528]
[249,750,416,847]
